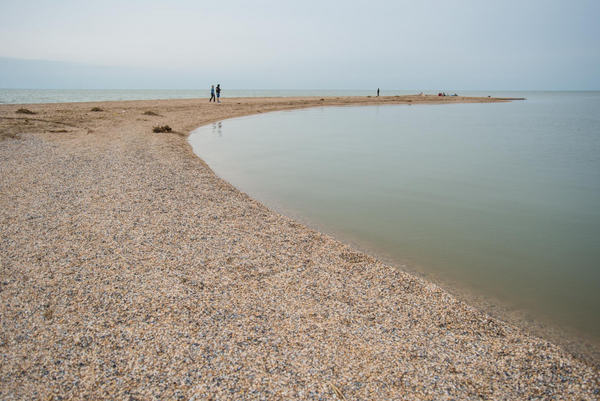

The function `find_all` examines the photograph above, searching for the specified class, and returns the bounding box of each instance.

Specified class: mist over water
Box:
[189,92,600,342]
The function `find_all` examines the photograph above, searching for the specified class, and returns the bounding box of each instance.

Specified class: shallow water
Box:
[189,92,600,342]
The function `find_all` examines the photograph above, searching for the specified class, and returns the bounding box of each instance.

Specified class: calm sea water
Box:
[189,92,600,342]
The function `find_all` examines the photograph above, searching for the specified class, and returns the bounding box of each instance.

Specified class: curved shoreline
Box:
[188,102,600,371]
[1,96,598,399]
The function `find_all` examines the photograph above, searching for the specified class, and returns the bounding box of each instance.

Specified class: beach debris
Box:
[143,111,160,116]
[16,108,36,115]
[340,251,370,264]
[152,125,172,133]
[329,382,347,400]
[42,309,53,321]
[90,107,104,112]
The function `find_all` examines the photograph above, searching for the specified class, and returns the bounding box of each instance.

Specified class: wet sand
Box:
[1,95,598,399]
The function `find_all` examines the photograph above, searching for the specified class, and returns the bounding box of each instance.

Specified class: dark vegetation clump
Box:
[143,110,159,116]
[90,107,103,112]
[153,125,172,133]
[16,108,36,115]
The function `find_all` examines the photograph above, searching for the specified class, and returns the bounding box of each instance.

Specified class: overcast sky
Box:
[1,0,599,90]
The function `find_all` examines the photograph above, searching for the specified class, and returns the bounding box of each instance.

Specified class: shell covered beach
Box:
[1,96,599,399]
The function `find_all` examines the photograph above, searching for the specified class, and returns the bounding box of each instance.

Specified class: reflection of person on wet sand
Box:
[212,121,223,136]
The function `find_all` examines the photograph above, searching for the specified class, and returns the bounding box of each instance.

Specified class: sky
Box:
[0,0,599,90]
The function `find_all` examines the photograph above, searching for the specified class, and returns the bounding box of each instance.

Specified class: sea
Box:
[4,88,599,360]
[186,91,600,357]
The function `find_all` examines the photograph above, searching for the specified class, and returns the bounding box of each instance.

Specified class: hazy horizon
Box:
[3,83,600,92]
[1,0,599,91]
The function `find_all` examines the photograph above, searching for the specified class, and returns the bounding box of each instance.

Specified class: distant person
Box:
[377,88,380,97]
[216,84,221,103]
[209,85,216,102]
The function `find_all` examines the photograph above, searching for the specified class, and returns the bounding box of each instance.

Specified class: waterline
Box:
[189,92,600,361]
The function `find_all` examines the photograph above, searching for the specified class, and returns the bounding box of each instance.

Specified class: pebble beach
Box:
[1,95,599,399]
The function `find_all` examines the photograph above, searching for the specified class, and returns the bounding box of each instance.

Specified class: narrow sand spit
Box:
[1,96,598,399]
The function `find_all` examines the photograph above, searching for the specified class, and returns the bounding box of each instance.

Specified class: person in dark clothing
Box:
[377,88,380,97]
[216,84,221,103]
[209,85,216,102]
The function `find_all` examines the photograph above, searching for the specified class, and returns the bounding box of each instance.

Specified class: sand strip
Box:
[1,96,598,399]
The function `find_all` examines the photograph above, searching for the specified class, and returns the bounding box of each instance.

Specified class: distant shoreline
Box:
[1,96,598,399]
[0,88,534,105]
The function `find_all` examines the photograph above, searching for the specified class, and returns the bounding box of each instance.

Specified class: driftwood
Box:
[152,125,172,133]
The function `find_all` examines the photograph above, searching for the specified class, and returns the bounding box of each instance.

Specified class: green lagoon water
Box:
[189,92,600,341]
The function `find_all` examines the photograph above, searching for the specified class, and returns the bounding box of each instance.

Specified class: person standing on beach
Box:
[209,85,216,102]
[377,88,380,97]
[216,84,221,103]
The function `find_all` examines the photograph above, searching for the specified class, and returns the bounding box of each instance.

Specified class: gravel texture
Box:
[1,96,599,399]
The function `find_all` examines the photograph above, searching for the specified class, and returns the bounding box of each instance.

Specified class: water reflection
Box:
[212,121,222,137]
